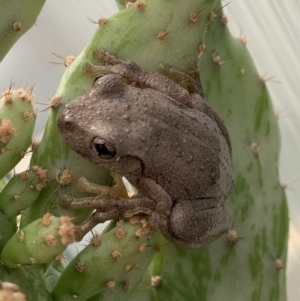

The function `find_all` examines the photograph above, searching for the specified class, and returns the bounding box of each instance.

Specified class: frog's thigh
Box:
[170,200,232,245]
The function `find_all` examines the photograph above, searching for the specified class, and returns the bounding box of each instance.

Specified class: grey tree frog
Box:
[57,48,234,248]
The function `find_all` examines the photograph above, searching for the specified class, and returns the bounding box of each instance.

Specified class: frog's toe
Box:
[61,195,74,208]
[155,200,172,216]
[83,62,113,77]
[94,47,122,65]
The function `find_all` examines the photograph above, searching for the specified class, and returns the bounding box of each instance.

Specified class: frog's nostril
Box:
[57,108,74,132]
[63,119,73,129]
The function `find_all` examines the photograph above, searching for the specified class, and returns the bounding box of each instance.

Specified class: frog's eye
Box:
[93,74,106,85]
[92,137,116,159]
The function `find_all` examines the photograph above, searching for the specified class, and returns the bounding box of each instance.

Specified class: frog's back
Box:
[127,87,234,201]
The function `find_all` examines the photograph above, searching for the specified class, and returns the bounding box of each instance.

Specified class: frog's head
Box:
[57,74,150,178]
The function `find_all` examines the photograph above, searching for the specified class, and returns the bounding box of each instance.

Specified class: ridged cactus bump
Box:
[0,0,288,300]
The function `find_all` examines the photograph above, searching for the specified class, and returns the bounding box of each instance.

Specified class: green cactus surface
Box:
[0,0,46,62]
[53,218,160,301]
[44,259,67,293]
[0,87,36,179]
[1,213,75,268]
[0,167,48,219]
[2,264,53,301]
[0,178,5,192]
[0,211,13,251]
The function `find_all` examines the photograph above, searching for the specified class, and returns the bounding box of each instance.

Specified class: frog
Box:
[57,48,234,248]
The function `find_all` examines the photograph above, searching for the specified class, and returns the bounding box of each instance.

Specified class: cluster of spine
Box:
[0,0,288,300]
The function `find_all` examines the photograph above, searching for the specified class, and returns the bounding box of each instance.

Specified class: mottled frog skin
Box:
[57,48,234,248]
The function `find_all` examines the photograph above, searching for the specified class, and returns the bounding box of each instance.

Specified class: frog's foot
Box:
[76,172,128,199]
[94,47,129,66]
[61,194,166,240]
[92,48,201,94]
[85,47,199,107]
[83,62,114,77]
[83,47,142,80]
[83,60,142,83]
[158,62,204,98]
[61,194,158,228]
[75,210,157,242]
[83,48,125,76]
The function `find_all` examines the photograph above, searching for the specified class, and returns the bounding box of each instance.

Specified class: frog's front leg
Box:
[76,171,128,199]
[61,176,174,241]
[62,195,157,241]
[75,209,120,241]
[61,194,156,212]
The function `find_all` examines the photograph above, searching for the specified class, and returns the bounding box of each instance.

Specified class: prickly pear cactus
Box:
[53,219,161,300]
[0,87,36,179]
[0,0,46,62]
[1,213,75,268]
[148,8,289,301]
[0,0,288,300]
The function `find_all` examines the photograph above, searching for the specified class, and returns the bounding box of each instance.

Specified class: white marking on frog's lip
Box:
[115,157,120,161]
[90,125,98,132]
